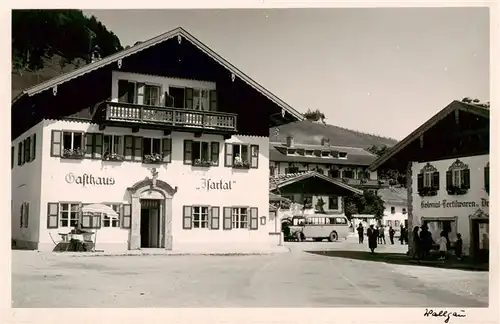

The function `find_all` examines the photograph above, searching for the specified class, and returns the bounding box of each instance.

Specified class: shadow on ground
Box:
[306,250,489,272]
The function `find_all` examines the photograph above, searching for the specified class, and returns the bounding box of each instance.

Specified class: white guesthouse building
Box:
[369,99,490,259]
[11,27,303,252]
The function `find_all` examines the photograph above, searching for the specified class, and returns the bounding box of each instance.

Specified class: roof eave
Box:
[368,100,489,172]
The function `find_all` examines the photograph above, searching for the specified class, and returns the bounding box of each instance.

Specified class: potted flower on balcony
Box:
[193,158,212,167]
[418,186,438,197]
[446,185,468,196]
[143,153,163,164]
[103,152,124,162]
[62,147,85,159]
[233,154,250,169]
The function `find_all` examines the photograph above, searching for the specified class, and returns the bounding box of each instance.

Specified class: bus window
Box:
[334,217,348,225]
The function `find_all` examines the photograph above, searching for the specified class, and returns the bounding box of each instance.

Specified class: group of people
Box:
[357,223,409,253]
[412,224,463,261]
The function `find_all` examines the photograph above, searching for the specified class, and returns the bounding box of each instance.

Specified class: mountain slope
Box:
[270,120,398,148]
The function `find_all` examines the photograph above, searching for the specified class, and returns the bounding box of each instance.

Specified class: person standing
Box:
[419,225,433,260]
[399,225,405,244]
[455,233,463,261]
[357,223,364,244]
[379,225,386,244]
[389,226,395,245]
[412,226,421,261]
[367,224,378,253]
[436,230,448,261]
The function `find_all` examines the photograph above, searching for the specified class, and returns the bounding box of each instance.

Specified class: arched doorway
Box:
[127,177,177,250]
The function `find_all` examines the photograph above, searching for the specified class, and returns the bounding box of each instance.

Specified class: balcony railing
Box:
[104,102,238,132]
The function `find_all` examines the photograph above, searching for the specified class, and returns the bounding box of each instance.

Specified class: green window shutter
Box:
[183,206,193,229]
[133,137,143,162]
[162,138,172,163]
[462,168,470,189]
[183,140,193,165]
[121,204,132,229]
[211,142,219,166]
[417,173,423,191]
[446,171,452,190]
[50,130,62,157]
[209,90,217,111]
[185,88,193,109]
[31,134,36,161]
[249,207,259,230]
[124,136,134,161]
[223,207,232,230]
[210,207,220,230]
[224,143,233,167]
[93,134,103,159]
[484,165,489,193]
[47,203,59,229]
[431,171,440,190]
[18,142,23,165]
[85,133,94,159]
[250,145,259,168]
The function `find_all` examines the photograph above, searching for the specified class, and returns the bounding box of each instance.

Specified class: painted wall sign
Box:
[196,178,236,191]
[420,198,489,209]
[65,172,115,187]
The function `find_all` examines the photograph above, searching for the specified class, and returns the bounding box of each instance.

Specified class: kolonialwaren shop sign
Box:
[65,173,115,186]
[420,198,489,209]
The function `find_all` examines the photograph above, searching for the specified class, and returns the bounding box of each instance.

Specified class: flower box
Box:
[193,159,213,167]
[418,186,438,197]
[446,186,468,196]
[103,153,124,162]
[233,161,250,169]
[143,153,164,164]
[62,148,85,159]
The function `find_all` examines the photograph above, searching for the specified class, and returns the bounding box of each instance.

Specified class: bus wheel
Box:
[328,231,338,242]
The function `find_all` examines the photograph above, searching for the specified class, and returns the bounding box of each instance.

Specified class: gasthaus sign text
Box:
[65,173,115,187]
[421,198,489,209]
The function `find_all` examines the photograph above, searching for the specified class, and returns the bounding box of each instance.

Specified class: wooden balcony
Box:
[102,102,238,134]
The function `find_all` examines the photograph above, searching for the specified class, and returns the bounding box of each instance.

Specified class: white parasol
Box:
[80,204,119,252]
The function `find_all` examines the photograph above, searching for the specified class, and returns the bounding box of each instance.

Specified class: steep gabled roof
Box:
[269,171,363,195]
[369,100,490,171]
[13,27,304,121]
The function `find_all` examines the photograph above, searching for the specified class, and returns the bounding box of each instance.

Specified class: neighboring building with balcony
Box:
[269,135,386,190]
[11,27,303,252]
[369,99,489,260]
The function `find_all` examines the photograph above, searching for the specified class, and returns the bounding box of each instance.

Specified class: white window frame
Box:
[60,203,80,228]
[192,206,209,229]
[103,204,121,228]
[232,144,250,165]
[62,131,84,151]
[423,171,433,187]
[143,84,161,106]
[231,207,248,229]
[192,141,211,162]
[103,135,124,156]
[193,88,210,111]
[452,169,463,187]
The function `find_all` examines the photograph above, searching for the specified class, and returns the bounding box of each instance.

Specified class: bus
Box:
[288,215,350,242]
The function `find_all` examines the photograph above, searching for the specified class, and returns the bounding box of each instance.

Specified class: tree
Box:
[303,109,326,123]
[12,10,123,72]
[343,191,385,221]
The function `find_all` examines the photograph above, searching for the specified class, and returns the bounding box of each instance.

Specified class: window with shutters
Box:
[224,143,259,169]
[101,204,121,228]
[59,203,81,228]
[184,140,219,167]
[142,137,163,164]
[446,159,470,195]
[417,163,439,197]
[24,137,31,163]
[85,133,104,160]
[390,206,395,214]
[59,131,85,159]
[182,206,220,230]
[193,206,209,228]
[232,207,248,229]
[103,135,124,161]
[118,80,160,106]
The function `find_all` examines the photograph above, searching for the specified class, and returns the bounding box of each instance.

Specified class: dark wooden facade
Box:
[12,34,299,140]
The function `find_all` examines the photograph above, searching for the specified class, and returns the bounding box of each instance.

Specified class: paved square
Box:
[11,239,488,307]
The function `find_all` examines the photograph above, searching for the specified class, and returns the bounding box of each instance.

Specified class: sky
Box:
[83,8,490,140]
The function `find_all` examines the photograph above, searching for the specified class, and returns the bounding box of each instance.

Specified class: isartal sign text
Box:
[196,178,236,191]
[421,198,489,209]
[65,173,115,186]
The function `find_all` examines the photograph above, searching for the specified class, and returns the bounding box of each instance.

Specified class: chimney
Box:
[286,136,294,147]
[321,138,330,146]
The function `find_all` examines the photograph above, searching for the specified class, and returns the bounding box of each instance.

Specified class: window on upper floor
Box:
[165,86,217,111]
[224,143,259,169]
[285,167,299,174]
[329,169,340,178]
[338,152,348,159]
[18,141,23,166]
[417,163,439,197]
[446,159,470,195]
[103,135,124,160]
[321,151,330,157]
[60,131,84,158]
[391,206,395,214]
[184,140,219,167]
[402,208,407,214]
[328,196,339,210]
[343,169,354,179]
[118,80,161,106]
[305,150,314,156]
